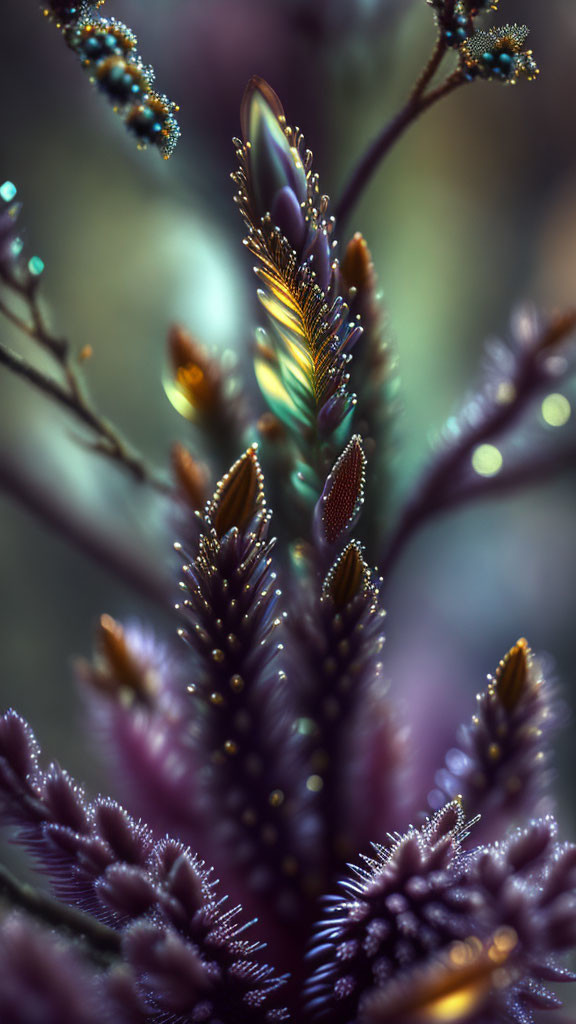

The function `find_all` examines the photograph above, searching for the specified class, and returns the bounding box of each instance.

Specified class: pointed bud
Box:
[323,541,371,609]
[172,443,209,510]
[208,445,265,538]
[315,435,366,547]
[494,638,530,712]
[88,615,157,703]
[257,411,286,443]
[165,325,223,421]
[340,232,376,296]
[240,76,308,218]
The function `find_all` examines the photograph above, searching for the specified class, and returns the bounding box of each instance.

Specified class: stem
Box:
[335,70,466,230]
[378,314,576,581]
[0,861,121,968]
[411,36,448,101]
[0,283,172,495]
[0,455,172,608]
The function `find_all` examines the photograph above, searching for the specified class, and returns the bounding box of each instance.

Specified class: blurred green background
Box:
[1,0,576,867]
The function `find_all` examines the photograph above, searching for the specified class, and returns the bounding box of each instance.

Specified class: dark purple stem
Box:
[379,350,555,581]
[335,70,465,230]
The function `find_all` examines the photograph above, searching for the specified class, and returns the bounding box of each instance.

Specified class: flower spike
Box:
[233,77,361,492]
[430,640,557,834]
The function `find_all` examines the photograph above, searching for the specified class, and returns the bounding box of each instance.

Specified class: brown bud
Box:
[258,412,286,443]
[172,443,209,510]
[94,615,157,703]
[323,541,369,609]
[340,233,376,296]
[495,638,531,712]
[318,435,366,546]
[168,325,223,419]
[209,445,265,538]
[362,930,517,1024]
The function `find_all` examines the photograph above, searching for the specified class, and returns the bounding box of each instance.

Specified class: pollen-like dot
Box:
[0,181,17,203]
[28,256,45,276]
[306,774,324,792]
[541,393,571,427]
[471,443,503,477]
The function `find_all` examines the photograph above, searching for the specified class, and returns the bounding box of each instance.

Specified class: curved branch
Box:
[0,455,172,608]
[0,284,172,494]
[334,69,466,230]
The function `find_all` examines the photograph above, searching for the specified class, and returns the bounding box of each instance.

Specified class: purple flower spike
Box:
[430,639,558,837]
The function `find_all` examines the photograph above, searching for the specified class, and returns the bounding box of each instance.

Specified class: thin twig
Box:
[335,69,466,230]
[378,314,576,580]
[0,455,172,608]
[0,281,172,494]
[0,860,121,968]
[411,35,447,101]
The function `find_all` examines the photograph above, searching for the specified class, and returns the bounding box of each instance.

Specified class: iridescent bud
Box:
[241,76,308,220]
[315,435,366,548]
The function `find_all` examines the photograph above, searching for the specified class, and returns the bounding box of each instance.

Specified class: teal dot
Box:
[0,181,17,203]
[28,256,45,277]
[10,238,24,257]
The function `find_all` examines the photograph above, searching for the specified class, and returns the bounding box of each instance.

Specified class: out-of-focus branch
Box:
[0,335,171,492]
[334,66,465,230]
[0,276,172,494]
[0,860,121,968]
[0,455,172,609]
[379,310,576,580]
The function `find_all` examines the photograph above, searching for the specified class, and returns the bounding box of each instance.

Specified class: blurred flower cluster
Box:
[1,1,576,1022]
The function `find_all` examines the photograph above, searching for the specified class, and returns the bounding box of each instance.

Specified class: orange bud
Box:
[340,232,376,296]
[172,443,209,510]
[95,614,157,703]
[168,325,223,419]
[324,541,369,609]
[494,638,530,712]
